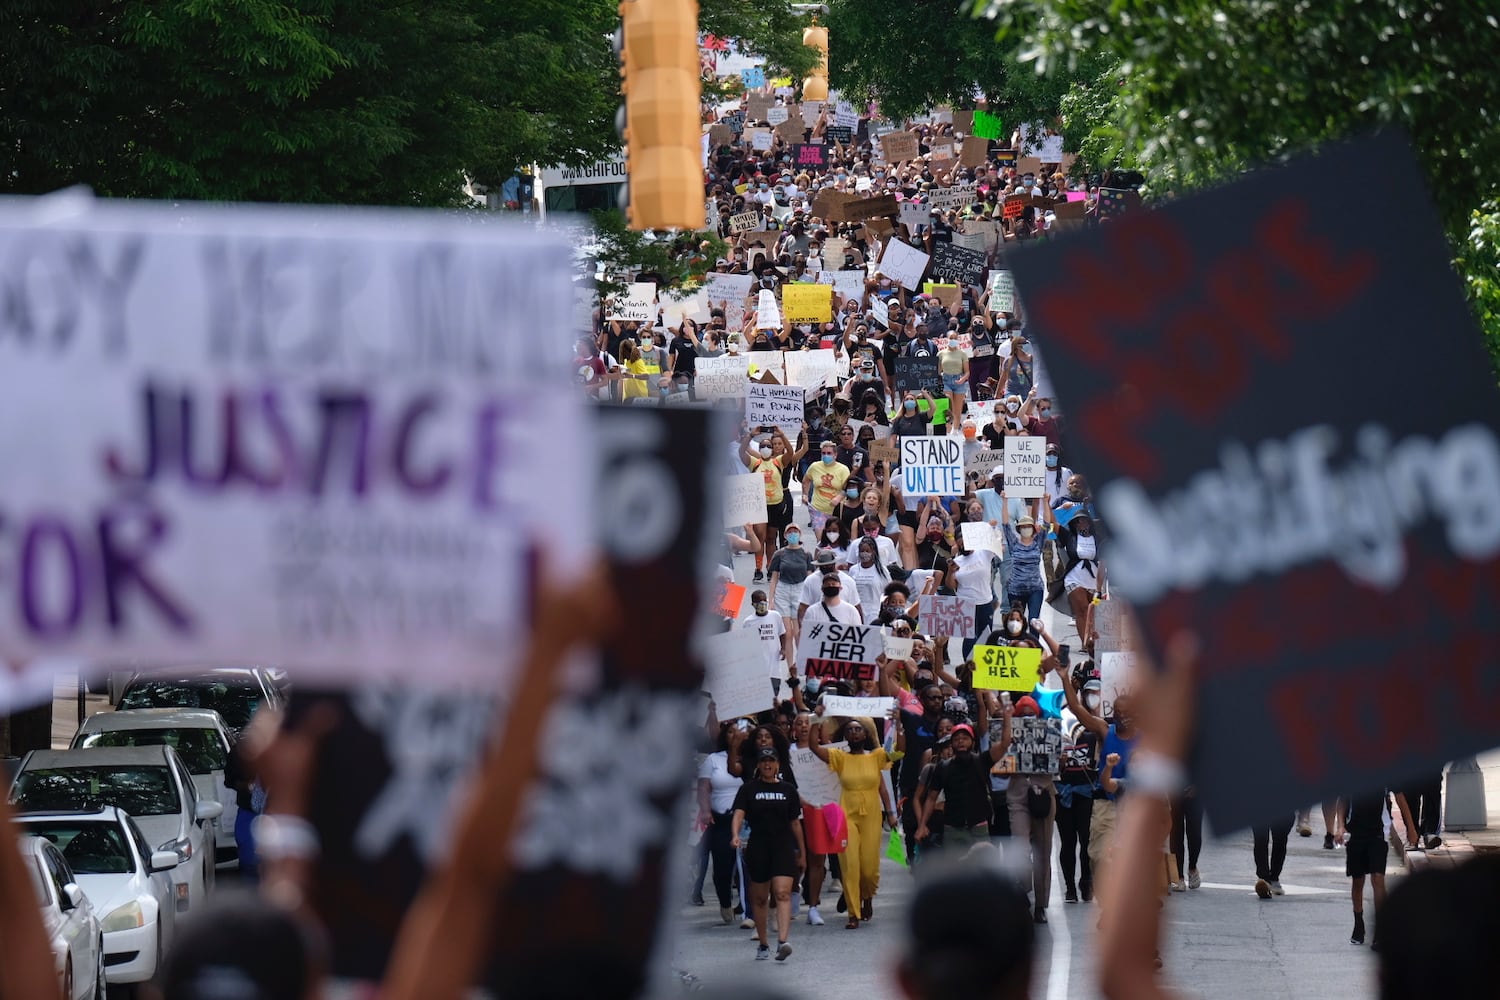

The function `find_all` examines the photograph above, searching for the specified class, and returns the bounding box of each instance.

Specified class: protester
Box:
[805,717,899,928]
[731,749,805,961]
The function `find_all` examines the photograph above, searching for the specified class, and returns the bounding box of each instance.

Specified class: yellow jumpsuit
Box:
[827,746,892,920]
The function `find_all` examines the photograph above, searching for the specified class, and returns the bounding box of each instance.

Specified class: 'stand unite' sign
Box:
[900,436,964,495]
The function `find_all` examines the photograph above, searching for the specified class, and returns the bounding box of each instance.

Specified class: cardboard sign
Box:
[965,447,1004,479]
[1096,187,1141,218]
[928,184,978,213]
[971,111,1004,140]
[1004,435,1047,498]
[988,270,1017,313]
[961,135,989,167]
[901,436,965,495]
[972,645,1042,691]
[695,353,752,400]
[922,283,962,309]
[993,717,1063,776]
[820,694,896,719]
[881,131,920,163]
[784,348,838,396]
[892,356,942,394]
[0,200,589,706]
[746,95,772,121]
[608,281,658,322]
[1092,598,1138,655]
[703,628,774,719]
[877,239,931,291]
[709,123,732,146]
[811,189,854,222]
[1006,130,1500,831]
[745,382,805,438]
[952,110,975,135]
[747,128,774,152]
[800,621,882,682]
[961,521,1004,556]
[724,471,767,526]
[918,594,976,637]
[930,243,987,287]
[792,143,828,169]
[730,211,761,233]
[1098,651,1137,720]
[776,118,804,143]
[831,193,898,224]
[1003,195,1031,220]
[783,282,833,323]
[869,439,901,468]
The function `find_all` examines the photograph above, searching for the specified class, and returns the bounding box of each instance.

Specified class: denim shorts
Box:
[942,373,968,395]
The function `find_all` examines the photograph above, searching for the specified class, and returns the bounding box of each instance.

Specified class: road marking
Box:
[1046,854,1071,1000]
[1195,881,1340,896]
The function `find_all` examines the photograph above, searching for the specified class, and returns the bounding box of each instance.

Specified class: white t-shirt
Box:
[1065,534,1099,590]
[848,533,899,568]
[848,563,891,623]
[740,609,788,678]
[799,570,862,611]
[698,750,741,813]
[800,599,863,627]
[952,550,997,605]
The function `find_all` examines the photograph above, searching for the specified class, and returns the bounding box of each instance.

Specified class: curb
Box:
[1404,833,1475,873]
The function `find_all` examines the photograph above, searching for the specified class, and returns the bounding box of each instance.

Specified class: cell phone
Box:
[1058,644,1072,669]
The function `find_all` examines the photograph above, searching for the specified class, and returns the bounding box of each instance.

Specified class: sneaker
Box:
[1171,880,1187,893]
[1351,913,1366,946]
[1425,835,1443,850]
[691,891,704,906]
[806,906,824,926]
[1188,868,1201,889]
[1064,886,1079,904]
[721,907,734,925]
[1270,880,1285,896]
[1323,833,1335,850]
[1080,881,1094,903]
[756,944,770,961]
[1254,879,1272,899]
[753,570,765,583]
[741,918,756,929]
[776,943,793,962]
[1298,819,1313,837]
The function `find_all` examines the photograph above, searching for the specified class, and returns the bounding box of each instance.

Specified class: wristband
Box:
[1129,751,1188,798]
[253,814,321,861]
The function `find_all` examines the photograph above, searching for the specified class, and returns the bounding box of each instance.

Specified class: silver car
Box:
[19,834,106,1000]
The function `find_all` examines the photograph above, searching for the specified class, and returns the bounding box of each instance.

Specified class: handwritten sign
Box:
[1093,598,1138,655]
[966,447,1004,479]
[607,281,657,322]
[901,437,965,496]
[724,471,767,526]
[695,353,752,400]
[831,194,898,224]
[877,239,931,291]
[893,356,942,394]
[702,271,752,328]
[961,521,1004,556]
[730,211,761,234]
[0,200,586,702]
[928,184,978,213]
[819,694,896,719]
[880,131,920,163]
[756,288,780,329]
[825,125,854,144]
[1003,195,1031,220]
[1099,652,1137,720]
[899,201,929,236]
[1096,187,1141,219]
[930,243,987,287]
[703,628,774,719]
[917,595,976,638]
[767,105,790,126]
[783,348,838,398]
[746,382,805,438]
[988,270,1017,314]
[792,143,828,169]
[882,631,914,661]
[971,645,1042,691]
[783,282,832,323]
[790,743,846,806]
[961,135,989,167]
[815,269,865,303]
[1005,435,1047,498]
[800,621,881,682]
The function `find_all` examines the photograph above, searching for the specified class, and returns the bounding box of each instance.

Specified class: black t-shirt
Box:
[669,335,697,377]
[928,751,994,828]
[898,710,943,795]
[733,779,802,843]
[1344,792,1389,840]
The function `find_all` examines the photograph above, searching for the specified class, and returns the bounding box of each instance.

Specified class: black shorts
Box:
[767,495,793,530]
[1345,836,1388,877]
[745,837,800,883]
[897,509,919,530]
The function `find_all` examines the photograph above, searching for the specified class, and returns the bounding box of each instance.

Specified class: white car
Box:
[11,747,221,914]
[16,808,180,989]
[116,667,284,740]
[19,834,106,1000]
[72,708,241,868]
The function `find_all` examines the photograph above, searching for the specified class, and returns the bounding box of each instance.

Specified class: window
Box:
[79,728,228,774]
[118,680,262,729]
[13,766,182,817]
[22,822,132,874]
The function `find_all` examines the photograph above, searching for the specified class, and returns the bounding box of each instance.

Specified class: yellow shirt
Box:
[939,346,967,376]
[622,358,651,399]
[808,459,851,514]
[827,747,893,817]
[750,454,786,504]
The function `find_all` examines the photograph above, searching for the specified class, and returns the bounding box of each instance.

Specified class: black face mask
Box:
[821,585,841,598]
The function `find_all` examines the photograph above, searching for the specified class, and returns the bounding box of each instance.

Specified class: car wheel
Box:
[93,940,106,999]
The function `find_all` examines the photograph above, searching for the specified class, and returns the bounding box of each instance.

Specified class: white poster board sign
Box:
[899,436,965,495]
[988,270,1017,314]
[960,521,1004,556]
[746,383,805,438]
[0,201,586,706]
[784,349,838,399]
[1099,652,1138,721]
[756,288,781,329]
[882,632,915,661]
[724,471,767,526]
[877,240,931,292]
[703,272,752,329]
[695,353,753,400]
[819,695,896,719]
[816,269,865,303]
[607,281,657,322]
[1005,435,1047,498]
[791,742,847,806]
[703,628,774,720]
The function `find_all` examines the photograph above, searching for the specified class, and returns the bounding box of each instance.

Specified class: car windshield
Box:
[12,765,181,817]
[78,727,227,775]
[22,822,132,874]
[118,680,261,729]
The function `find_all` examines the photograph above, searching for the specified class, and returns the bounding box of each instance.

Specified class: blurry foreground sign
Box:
[1008,132,1500,831]
[0,198,587,709]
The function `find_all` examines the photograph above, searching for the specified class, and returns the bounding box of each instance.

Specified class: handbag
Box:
[1027,782,1053,819]
[803,802,848,855]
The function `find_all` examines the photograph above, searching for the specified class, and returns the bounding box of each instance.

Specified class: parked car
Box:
[115,668,284,739]
[19,834,106,999]
[10,747,221,914]
[72,708,241,867]
[15,807,179,990]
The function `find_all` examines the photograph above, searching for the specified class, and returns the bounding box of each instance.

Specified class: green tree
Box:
[978,0,1500,369]
[699,0,820,81]
[2,0,621,206]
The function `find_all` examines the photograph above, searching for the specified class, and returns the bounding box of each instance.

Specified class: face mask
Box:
[997,318,1008,329]
[864,526,880,537]
[1084,692,1102,713]
[860,548,875,564]
[1019,527,1034,540]
[1046,455,1058,468]
[845,488,859,499]
[963,426,976,440]
[753,602,768,615]
[786,532,801,546]
[904,400,916,411]
[822,454,836,465]
[821,585,841,598]
[760,446,773,458]
[1038,408,1051,418]
[1007,619,1023,635]
[826,530,841,541]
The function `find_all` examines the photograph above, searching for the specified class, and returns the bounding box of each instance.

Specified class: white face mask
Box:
[1006,619,1023,635]
[1006,402,1020,413]
[760,446,773,458]
[1019,527,1034,540]
[827,531,840,541]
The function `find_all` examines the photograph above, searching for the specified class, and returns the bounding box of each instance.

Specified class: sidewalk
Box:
[1404,748,1500,872]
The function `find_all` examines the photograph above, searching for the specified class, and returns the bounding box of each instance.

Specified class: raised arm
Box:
[987,697,1014,763]
[1057,654,1106,737]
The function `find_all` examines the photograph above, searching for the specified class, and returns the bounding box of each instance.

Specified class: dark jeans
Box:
[1252,814,1294,881]
[964,600,995,658]
[1055,791,1093,889]
[707,810,737,908]
[1171,791,1204,874]
[1007,588,1044,626]
[987,789,1011,841]
[1403,774,1443,837]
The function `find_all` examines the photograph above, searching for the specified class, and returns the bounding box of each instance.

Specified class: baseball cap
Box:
[757,746,779,760]
[951,723,976,740]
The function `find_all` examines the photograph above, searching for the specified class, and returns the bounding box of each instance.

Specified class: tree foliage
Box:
[700,0,821,80]
[2,0,621,205]
[978,0,1500,370]
[589,210,727,301]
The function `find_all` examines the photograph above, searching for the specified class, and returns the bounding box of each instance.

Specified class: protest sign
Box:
[784,348,838,396]
[972,645,1042,692]
[1006,130,1500,830]
[901,437,965,497]
[820,695,896,719]
[0,201,589,708]
[709,123,731,146]
[971,110,1004,139]
[800,621,882,682]
[825,125,854,144]
[746,382,805,438]
[660,291,708,328]
[965,447,1004,479]
[800,101,822,126]
[869,296,890,329]
[783,282,833,322]
[951,230,987,253]
[746,95,772,121]
[1003,195,1031,220]
[988,269,1017,313]
[961,521,1004,557]
[755,287,781,328]
[730,211,761,233]
[877,239,931,291]
[899,201,930,236]
[724,471,767,526]
[716,579,747,619]
[1019,125,1066,163]
[918,595,976,638]
[791,743,847,806]
[1005,435,1047,498]
[928,184,978,213]
[832,193,899,223]
[703,628,774,719]
[922,283,962,309]
[961,135,989,167]
[882,631,915,661]
[694,353,752,400]
[748,128,774,152]
[881,131,920,163]
[741,65,766,88]
[967,399,997,427]
[993,717,1063,776]
[721,109,746,134]
[607,281,658,322]
[834,100,860,128]
[892,356,942,394]
[792,143,828,169]
[930,243,987,287]
[1096,187,1142,219]
[1092,598,1138,655]
[810,188,853,222]
[864,217,895,243]
[815,269,865,303]
[776,117,804,143]
[767,105,790,125]
[869,439,901,469]
[952,109,975,135]
[1099,652,1137,720]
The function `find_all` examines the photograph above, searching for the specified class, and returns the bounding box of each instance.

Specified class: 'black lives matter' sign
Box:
[1008,131,1500,831]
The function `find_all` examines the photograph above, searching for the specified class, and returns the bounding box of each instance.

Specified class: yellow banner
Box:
[783,282,832,322]
[971,645,1042,691]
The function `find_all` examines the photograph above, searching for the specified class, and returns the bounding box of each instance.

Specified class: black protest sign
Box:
[291,406,722,993]
[792,143,828,169]
[825,125,854,144]
[994,717,1063,776]
[799,621,881,682]
[1006,131,1500,831]
[930,243,987,287]
[893,355,942,394]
